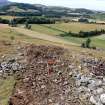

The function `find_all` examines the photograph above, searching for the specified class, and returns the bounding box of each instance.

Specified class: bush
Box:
[0,18,9,24]
[9,17,56,24]
[81,43,86,48]
[9,19,17,27]
[10,36,15,40]
[78,18,89,23]
[86,38,91,48]
[81,38,92,49]
[60,29,105,38]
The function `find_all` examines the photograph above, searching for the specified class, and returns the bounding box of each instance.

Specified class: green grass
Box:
[0,16,21,20]
[31,24,62,35]
[93,14,105,21]
[30,23,105,48]
[0,76,15,105]
[0,26,60,46]
[61,35,105,48]
[31,22,105,34]
[44,23,105,33]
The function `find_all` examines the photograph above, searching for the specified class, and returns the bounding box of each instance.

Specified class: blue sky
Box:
[9,0,105,11]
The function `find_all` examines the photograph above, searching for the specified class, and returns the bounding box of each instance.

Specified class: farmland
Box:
[30,22,105,48]
[31,23,105,34]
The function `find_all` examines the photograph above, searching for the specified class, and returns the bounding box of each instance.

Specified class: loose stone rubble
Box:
[9,45,82,105]
[74,72,105,105]
[8,45,105,105]
[0,58,25,77]
[80,57,105,76]
[0,44,26,78]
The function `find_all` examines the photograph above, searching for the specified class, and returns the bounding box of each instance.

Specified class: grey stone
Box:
[12,62,20,71]
[69,72,73,76]
[95,80,102,87]
[96,88,104,95]
[103,78,105,82]
[1,62,8,70]
[88,80,102,90]
[96,102,103,105]
[76,81,81,87]
[77,86,90,93]
[90,96,97,105]
[92,88,104,95]
[74,72,81,79]
[100,94,105,104]
[90,95,101,105]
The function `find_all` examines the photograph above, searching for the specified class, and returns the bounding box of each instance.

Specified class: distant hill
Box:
[0,2,104,18]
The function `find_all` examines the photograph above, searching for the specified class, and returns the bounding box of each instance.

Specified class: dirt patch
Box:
[9,45,82,105]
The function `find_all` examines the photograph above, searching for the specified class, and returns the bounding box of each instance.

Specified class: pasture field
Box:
[31,23,105,48]
[0,15,22,20]
[0,24,59,46]
[31,22,105,35]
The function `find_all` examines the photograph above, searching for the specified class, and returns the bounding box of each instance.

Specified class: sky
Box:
[9,0,105,11]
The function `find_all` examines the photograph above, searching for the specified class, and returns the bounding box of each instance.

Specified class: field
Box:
[1,22,105,105]
[0,16,22,20]
[30,22,105,48]
[31,23,105,34]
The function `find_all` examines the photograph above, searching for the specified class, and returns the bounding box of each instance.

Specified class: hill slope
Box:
[0,2,99,17]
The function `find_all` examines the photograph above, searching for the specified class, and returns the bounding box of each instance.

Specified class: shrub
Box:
[10,36,15,40]
[86,38,91,48]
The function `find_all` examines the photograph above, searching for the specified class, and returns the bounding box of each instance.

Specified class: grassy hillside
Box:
[0,24,70,105]
[0,3,105,104]
[0,76,15,105]
[0,2,103,18]
[1,23,105,105]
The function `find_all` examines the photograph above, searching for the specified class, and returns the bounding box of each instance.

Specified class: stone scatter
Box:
[7,45,105,105]
[81,57,105,76]
[75,72,105,105]
[0,58,25,77]
[9,45,82,105]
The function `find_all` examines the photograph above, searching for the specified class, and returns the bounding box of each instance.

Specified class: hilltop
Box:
[0,2,104,19]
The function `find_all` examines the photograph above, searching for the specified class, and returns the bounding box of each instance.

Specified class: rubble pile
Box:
[8,45,105,105]
[75,72,105,105]
[81,57,105,76]
[0,57,25,78]
[9,45,82,105]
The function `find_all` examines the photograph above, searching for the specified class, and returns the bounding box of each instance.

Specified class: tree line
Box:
[60,29,105,38]
[0,18,9,24]
[0,17,56,24]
